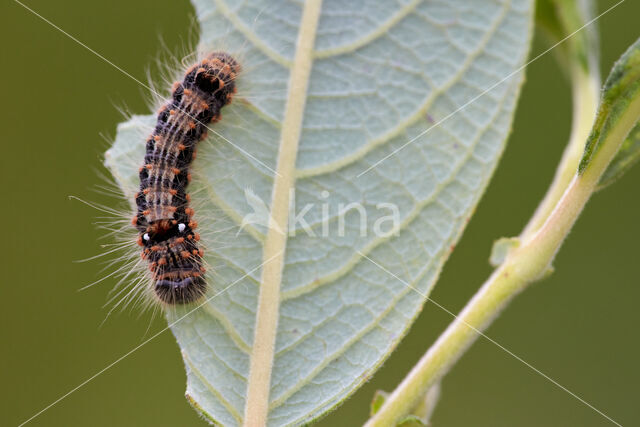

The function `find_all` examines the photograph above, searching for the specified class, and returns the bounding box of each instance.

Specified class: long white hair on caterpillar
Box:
[79,5,290,322]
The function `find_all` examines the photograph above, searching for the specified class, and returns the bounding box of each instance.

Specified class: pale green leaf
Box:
[598,115,640,188]
[535,0,599,76]
[397,416,427,427]
[580,37,640,176]
[489,236,520,267]
[105,0,534,425]
[370,390,389,417]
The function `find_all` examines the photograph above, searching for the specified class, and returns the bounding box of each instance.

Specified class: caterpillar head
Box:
[140,219,206,305]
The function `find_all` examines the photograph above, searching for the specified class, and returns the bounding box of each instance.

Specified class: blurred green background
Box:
[1,0,638,426]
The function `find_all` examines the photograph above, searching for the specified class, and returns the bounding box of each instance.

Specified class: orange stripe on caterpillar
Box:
[134,51,239,305]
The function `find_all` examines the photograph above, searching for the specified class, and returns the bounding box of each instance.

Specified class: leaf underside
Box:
[105,0,533,425]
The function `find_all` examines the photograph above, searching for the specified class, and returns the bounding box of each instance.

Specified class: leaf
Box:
[536,0,599,76]
[397,416,427,427]
[369,382,440,425]
[489,237,520,267]
[105,0,534,425]
[598,119,640,188]
[370,390,389,416]
[579,38,640,176]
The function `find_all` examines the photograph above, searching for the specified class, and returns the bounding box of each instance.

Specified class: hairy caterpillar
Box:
[133,52,239,305]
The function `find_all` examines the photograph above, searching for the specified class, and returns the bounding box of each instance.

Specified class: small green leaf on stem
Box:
[397,415,427,427]
[370,390,390,416]
[580,38,640,175]
[598,121,640,188]
[536,0,599,75]
[370,383,440,424]
[489,237,520,267]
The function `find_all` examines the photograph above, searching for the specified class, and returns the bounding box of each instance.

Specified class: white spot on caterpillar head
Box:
[178,223,186,233]
[143,233,150,241]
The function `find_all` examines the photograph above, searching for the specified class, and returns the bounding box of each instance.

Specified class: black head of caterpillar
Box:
[133,51,240,305]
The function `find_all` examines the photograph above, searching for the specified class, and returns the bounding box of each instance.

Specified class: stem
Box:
[521,64,600,241]
[243,1,322,425]
[365,69,640,427]
[411,382,441,423]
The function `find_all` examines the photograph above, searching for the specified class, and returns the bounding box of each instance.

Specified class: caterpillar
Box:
[133,52,239,305]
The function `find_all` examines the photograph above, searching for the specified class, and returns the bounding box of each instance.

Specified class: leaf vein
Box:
[296,0,512,178]
[282,78,512,300]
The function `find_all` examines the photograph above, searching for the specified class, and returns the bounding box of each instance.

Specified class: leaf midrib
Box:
[242,1,324,425]
[266,76,520,411]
